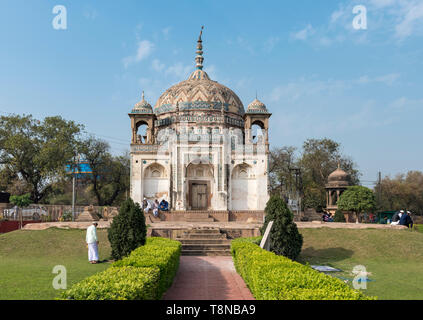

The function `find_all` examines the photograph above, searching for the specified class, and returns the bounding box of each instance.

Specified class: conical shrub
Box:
[261,195,303,260]
[108,198,146,260]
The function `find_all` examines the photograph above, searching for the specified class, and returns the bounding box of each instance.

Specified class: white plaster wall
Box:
[143,179,169,200]
[231,179,258,210]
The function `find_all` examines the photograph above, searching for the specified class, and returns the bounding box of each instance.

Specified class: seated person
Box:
[142,198,151,214]
[399,211,414,228]
[152,199,159,217]
[159,199,169,211]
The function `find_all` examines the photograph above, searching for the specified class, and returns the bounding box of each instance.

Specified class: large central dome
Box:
[154,27,245,117]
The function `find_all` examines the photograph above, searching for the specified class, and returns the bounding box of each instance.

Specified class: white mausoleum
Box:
[128,29,271,214]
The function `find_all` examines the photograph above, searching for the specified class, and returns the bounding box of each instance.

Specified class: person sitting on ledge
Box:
[159,198,169,211]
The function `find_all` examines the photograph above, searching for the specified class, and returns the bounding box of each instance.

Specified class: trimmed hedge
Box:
[112,237,181,299]
[62,237,181,300]
[231,238,376,300]
[61,266,160,300]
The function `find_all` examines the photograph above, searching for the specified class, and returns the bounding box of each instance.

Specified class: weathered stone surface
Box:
[76,205,98,222]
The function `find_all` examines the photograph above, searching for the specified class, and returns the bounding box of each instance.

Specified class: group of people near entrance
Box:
[390,210,414,228]
[142,197,169,217]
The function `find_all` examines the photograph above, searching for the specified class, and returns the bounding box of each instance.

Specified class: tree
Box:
[333,209,346,222]
[9,193,31,228]
[268,146,298,198]
[299,138,360,210]
[107,198,146,260]
[78,136,130,206]
[377,171,423,215]
[0,114,82,203]
[261,195,303,260]
[337,186,376,223]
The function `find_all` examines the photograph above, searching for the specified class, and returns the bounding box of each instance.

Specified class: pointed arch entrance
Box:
[186,162,214,210]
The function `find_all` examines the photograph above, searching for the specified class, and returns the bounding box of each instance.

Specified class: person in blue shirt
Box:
[399,211,414,228]
[159,198,169,211]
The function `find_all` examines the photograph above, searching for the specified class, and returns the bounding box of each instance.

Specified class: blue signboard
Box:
[65,161,93,178]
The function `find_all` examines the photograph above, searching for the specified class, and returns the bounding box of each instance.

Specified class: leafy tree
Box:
[268,146,298,198]
[299,138,360,210]
[9,193,31,208]
[337,186,376,223]
[268,138,361,212]
[0,114,82,203]
[78,136,130,206]
[333,209,346,222]
[261,195,303,260]
[107,198,146,260]
[377,171,423,215]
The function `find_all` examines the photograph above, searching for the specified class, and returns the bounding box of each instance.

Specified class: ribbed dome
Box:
[131,92,153,114]
[154,73,245,116]
[153,26,245,117]
[247,98,269,114]
[327,164,350,187]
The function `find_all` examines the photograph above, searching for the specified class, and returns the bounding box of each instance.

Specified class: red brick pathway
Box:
[163,256,255,300]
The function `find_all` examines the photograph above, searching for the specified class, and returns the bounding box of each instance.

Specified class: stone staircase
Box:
[176,227,231,256]
[184,212,215,222]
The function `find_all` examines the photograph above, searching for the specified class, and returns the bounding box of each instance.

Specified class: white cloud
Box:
[152,59,165,72]
[394,1,423,39]
[357,73,400,86]
[123,40,154,68]
[291,24,315,41]
[264,36,280,52]
[165,62,192,78]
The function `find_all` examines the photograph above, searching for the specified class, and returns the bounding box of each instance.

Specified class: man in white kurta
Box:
[86,222,99,264]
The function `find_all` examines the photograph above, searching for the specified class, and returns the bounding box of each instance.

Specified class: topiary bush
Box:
[108,198,146,260]
[261,195,303,260]
[231,239,375,300]
[113,237,181,299]
[333,209,346,222]
[61,266,160,300]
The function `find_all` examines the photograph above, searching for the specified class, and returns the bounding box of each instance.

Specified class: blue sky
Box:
[0,0,422,187]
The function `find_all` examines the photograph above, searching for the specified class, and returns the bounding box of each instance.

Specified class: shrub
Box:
[113,237,181,299]
[261,195,303,260]
[231,239,375,300]
[333,209,346,222]
[61,266,160,300]
[108,198,146,260]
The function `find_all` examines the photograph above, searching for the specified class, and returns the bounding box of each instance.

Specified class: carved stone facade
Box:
[128,30,271,212]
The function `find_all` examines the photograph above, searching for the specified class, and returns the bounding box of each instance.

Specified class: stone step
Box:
[183,233,227,239]
[188,228,220,234]
[181,250,232,256]
[179,239,231,245]
[184,213,210,219]
[185,218,215,222]
[182,244,231,251]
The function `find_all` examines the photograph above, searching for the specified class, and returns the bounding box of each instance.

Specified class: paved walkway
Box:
[163,256,255,300]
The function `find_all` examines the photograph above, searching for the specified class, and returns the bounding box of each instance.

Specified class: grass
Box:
[0,228,112,300]
[299,227,423,300]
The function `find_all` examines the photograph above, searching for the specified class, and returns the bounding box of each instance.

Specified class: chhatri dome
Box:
[247,97,269,114]
[154,26,245,117]
[327,163,349,187]
[132,91,153,114]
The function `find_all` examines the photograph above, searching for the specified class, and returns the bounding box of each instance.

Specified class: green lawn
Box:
[299,228,423,300]
[0,228,112,300]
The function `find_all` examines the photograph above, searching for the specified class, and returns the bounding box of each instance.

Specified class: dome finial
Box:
[142,90,145,101]
[195,26,204,70]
